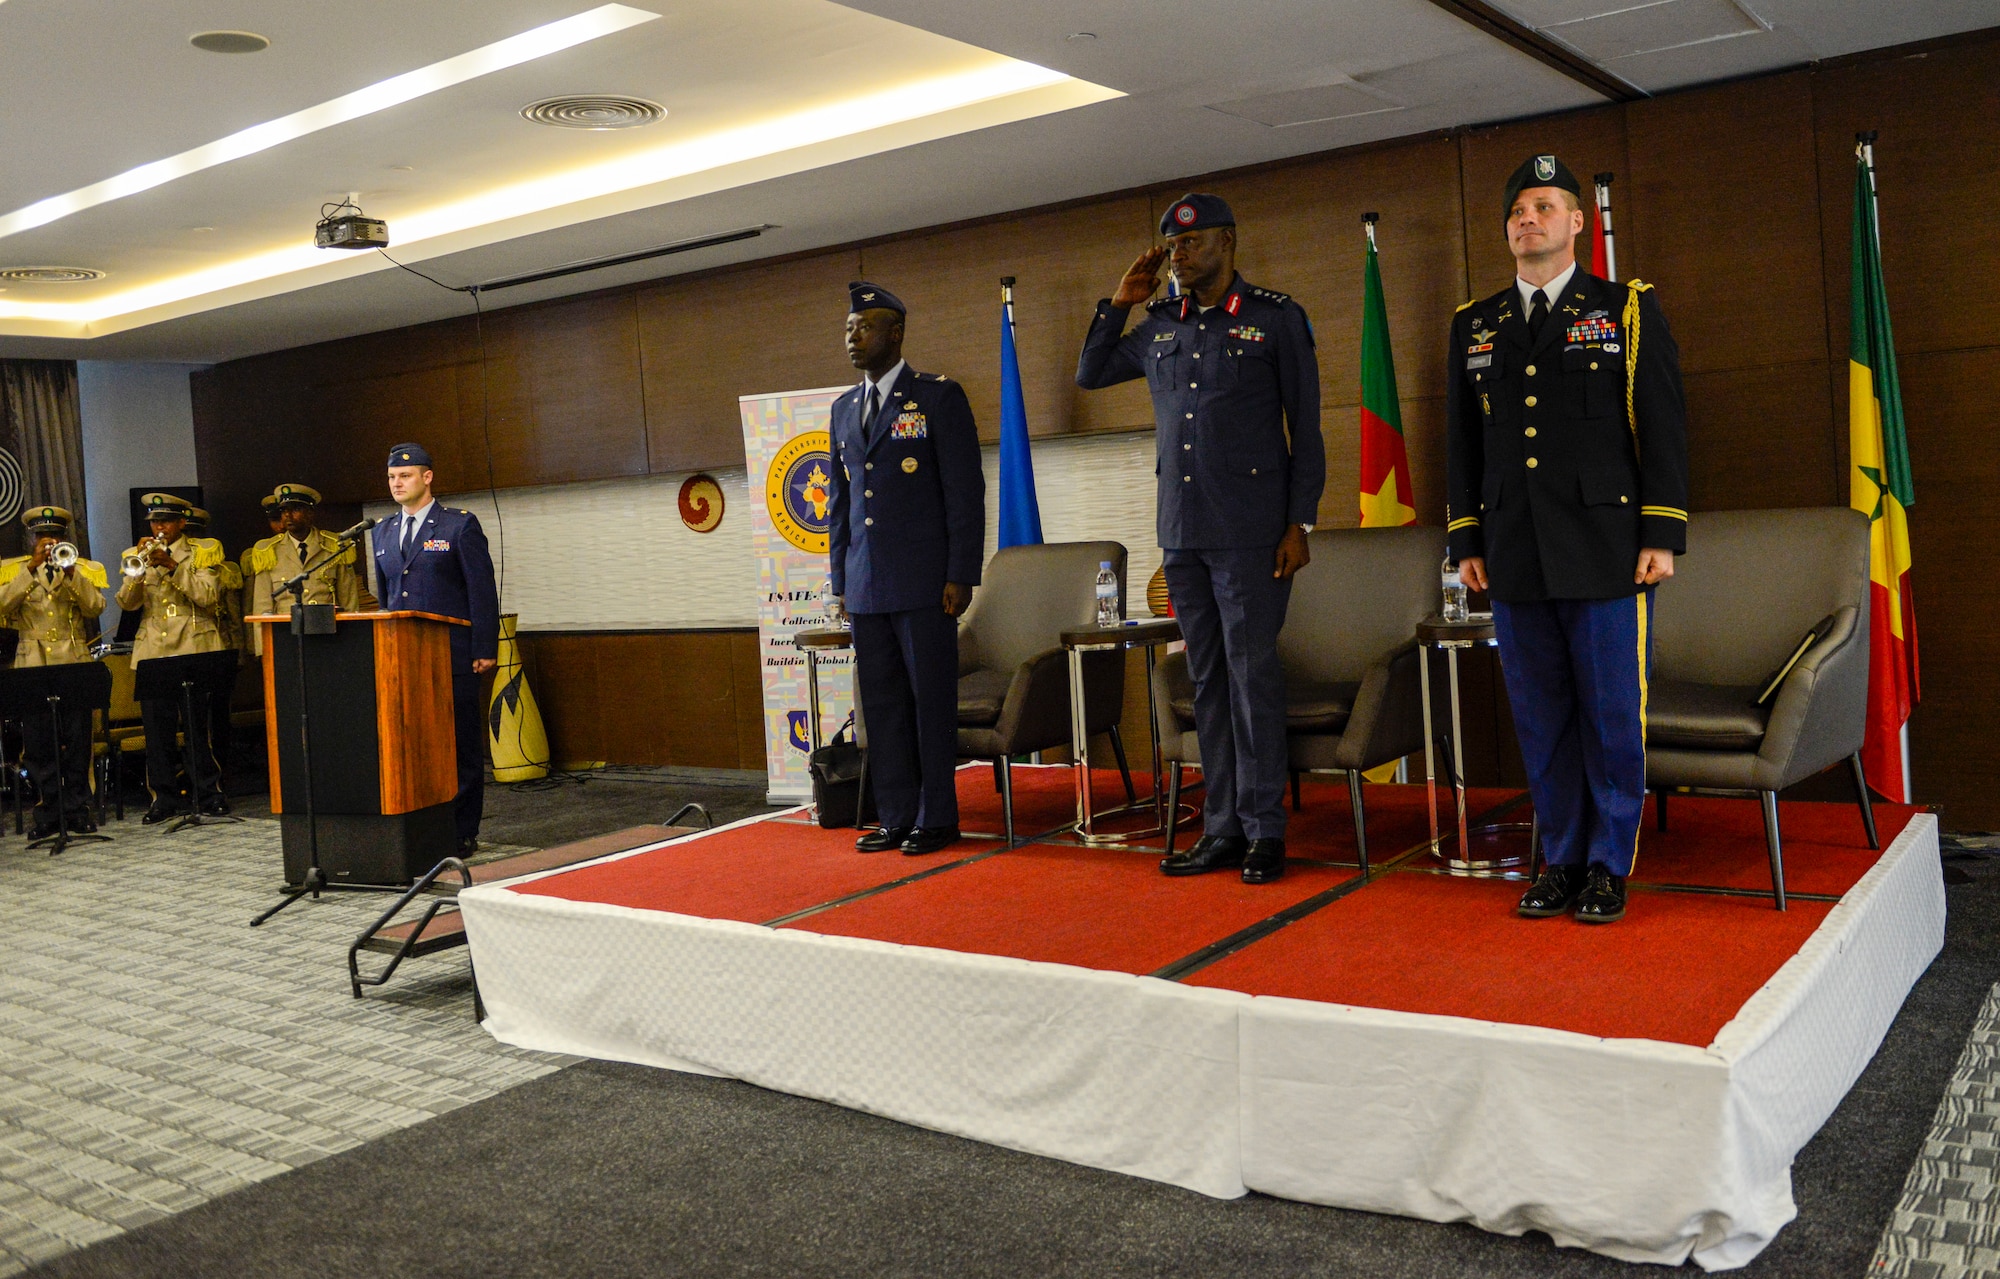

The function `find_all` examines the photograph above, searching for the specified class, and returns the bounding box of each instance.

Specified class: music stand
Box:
[250,532,372,927]
[131,649,244,834]
[0,661,113,855]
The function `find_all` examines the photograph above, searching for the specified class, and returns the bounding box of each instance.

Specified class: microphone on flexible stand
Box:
[333,516,378,542]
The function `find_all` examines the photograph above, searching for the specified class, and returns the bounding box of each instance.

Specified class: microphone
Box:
[334,516,378,542]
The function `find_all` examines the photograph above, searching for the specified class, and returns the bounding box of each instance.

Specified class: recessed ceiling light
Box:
[190,226,215,232]
[390,164,416,171]
[0,4,661,242]
[189,30,270,54]
[1066,32,1098,42]
[522,95,667,129]
[0,267,106,284]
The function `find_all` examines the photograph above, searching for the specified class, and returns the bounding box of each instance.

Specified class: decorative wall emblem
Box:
[678,473,725,533]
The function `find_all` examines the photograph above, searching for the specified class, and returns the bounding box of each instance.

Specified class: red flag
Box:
[1590,172,1615,281]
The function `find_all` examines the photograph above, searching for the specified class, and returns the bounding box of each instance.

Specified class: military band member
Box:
[246,484,363,625]
[1077,194,1325,885]
[116,492,229,822]
[259,492,285,538]
[1447,154,1689,924]
[185,504,244,785]
[0,506,107,836]
[374,445,499,854]
[827,282,985,856]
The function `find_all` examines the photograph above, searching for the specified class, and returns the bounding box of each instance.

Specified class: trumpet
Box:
[121,537,157,578]
[50,542,77,571]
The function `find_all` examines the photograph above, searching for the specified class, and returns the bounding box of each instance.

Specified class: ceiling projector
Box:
[315,200,389,250]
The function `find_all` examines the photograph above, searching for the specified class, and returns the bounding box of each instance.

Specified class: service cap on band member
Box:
[1502,153,1582,219]
[185,507,210,531]
[1159,192,1234,237]
[259,493,280,512]
[273,483,321,508]
[21,506,71,536]
[142,492,193,519]
[846,281,906,317]
[387,442,433,468]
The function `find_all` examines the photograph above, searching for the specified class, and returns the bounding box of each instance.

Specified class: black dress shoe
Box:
[1574,865,1628,924]
[900,826,960,856]
[855,826,912,853]
[1160,834,1249,877]
[29,819,58,841]
[141,803,182,825]
[200,796,231,817]
[1517,864,1588,918]
[458,837,480,856]
[1241,838,1287,884]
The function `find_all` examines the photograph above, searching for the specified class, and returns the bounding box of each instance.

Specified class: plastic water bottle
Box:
[1095,562,1120,627]
[1441,557,1469,623]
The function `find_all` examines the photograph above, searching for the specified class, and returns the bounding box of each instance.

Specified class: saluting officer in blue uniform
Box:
[1078,194,1325,885]
[375,443,501,854]
[1447,155,1689,924]
[827,283,986,856]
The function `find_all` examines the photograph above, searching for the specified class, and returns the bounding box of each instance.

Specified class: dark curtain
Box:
[0,360,89,559]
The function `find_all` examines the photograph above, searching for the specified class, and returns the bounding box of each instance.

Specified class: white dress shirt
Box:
[1516,261,1578,315]
[398,499,436,553]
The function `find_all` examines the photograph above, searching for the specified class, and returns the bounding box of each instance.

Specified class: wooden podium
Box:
[249,610,467,887]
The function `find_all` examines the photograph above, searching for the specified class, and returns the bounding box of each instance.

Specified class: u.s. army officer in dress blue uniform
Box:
[1448,155,1689,925]
[827,282,985,857]
[1077,194,1325,885]
[374,443,501,853]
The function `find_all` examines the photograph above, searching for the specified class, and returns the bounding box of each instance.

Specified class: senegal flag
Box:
[1849,137,1919,803]
[1357,220,1415,527]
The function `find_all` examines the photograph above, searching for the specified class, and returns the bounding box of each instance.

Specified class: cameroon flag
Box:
[1356,223,1415,527]
[1848,138,1919,803]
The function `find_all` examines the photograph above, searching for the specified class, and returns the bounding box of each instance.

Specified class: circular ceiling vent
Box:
[0,266,105,284]
[521,95,667,130]
[190,30,270,53]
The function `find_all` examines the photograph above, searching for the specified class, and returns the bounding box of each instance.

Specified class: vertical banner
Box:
[740,385,855,802]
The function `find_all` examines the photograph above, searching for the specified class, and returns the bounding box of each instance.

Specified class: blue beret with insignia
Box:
[847,281,906,317]
[387,442,433,468]
[1503,154,1582,220]
[1159,192,1234,237]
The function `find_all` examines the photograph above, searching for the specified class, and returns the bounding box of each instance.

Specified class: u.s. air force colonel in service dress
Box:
[1446,153,1689,923]
[826,283,985,849]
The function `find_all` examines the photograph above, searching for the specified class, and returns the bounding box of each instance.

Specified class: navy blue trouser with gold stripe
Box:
[1493,590,1654,876]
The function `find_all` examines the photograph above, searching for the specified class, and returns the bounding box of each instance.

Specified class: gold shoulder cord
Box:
[1622,280,1651,449]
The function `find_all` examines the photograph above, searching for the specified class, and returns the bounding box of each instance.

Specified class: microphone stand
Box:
[251,527,376,927]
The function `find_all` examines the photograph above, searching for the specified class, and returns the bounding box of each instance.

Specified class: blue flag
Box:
[997,290,1043,548]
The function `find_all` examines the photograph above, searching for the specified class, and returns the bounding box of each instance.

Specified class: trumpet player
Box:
[0,506,107,837]
[116,492,228,823]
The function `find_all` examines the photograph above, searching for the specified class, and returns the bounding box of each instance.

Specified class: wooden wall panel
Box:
[516,630,767,771]
[639,249,860,474]
[1626,73,1827,375]
[1456,104,1632,295]
[863,196,1159,441]
[1811,35,2000,362]
[1680,363,1840,511]
[658,631,746,769]
[1888,347,2000,830]
[478,293,649,487]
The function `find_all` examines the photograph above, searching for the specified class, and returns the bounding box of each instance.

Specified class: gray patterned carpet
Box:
[0,811,567,1276]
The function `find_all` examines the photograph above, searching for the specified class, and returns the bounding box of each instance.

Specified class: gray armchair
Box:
[1646,507,1878,909]
[956,541,1132,842]
[1152,526,1445,871]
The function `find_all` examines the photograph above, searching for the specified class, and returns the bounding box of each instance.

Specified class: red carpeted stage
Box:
[460,764,1942,1270]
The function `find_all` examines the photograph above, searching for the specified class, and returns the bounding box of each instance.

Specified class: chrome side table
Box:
[1057,618,1179,845]
[1416,614,1532,876]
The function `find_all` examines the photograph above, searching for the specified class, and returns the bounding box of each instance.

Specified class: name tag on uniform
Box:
[422,539,451,551]
[1152,332,1176,342]
[891,412,927,439]
[1466,353,1493,369]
